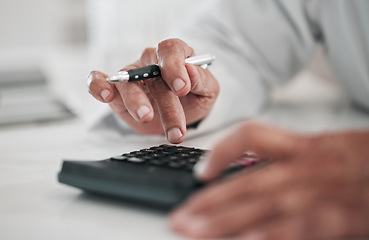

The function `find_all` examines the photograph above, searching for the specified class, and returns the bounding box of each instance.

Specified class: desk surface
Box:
[0,119,187,240]
[2,99,369,240]
[1,50,369,240]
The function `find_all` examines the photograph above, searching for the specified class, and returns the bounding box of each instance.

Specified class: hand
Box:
[88,39,219,144]
[170,121,369,239]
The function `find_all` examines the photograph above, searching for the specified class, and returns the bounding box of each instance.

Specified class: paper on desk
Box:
[0,69,75,126]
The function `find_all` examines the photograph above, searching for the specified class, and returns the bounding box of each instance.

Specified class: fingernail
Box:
[137,105,150,120]
[194,156,209,178]
[171,211,207,235]
[100,89,111,100]
[87,72,93,86]
[167,128,183,142]
[173,78,185,92]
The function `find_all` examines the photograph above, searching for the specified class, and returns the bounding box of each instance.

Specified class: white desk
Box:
[1,50,369,240]
[0,119,184,240]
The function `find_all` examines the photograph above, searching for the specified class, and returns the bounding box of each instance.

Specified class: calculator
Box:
[58,144,263,210]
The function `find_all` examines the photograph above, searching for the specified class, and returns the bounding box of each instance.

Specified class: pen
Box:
[106,54,215,83]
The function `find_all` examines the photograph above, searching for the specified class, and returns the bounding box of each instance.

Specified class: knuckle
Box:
[160,105,180,120]
[158,38,179,50]
[192,95,215,112]
[157,38,187,57]
[195,70,220,97]
[211,75,220,96]
[88,79,100,93]
[190,69,202,88]
[142,47,156,56]
[146,78,169,95]
[162,61,179,71]
[139,48,157,65]
[235,121,266,145]
[238,121,260,133]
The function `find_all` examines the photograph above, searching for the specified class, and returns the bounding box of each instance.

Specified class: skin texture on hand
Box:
[88,39,219,144]
[170,121,369,240]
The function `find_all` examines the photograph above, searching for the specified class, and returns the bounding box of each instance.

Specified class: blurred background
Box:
[0,2,365,239]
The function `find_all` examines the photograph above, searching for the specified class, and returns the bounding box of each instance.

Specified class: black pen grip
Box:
[127,65,161,82]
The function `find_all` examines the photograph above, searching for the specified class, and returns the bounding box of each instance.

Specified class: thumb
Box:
[195,121,308,181]
[185,62,219,97]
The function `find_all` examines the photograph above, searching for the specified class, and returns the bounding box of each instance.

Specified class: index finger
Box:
[145,77,186,144]
[156,39,194,96]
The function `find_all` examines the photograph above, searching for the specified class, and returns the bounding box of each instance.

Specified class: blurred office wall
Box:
[0,0,86,48]
[0,0,86,69]
[0,0,200,72]
[86,0,199,74]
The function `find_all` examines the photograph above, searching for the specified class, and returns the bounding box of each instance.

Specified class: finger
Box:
[146,77,186,144]
[88,71,115,103]
[241,201,369,240]
[171,180,299,239]
[170,195,279,239]
[176,164,291,215]
[195,121,309,181]
[240,215,305,240]
[185,63,219,97]
[171,183,368,240]
[156,38,195,96]
[139,47,158,66]
[110,63,155,124]
[114,80,154,123]
[115,48,187,139]
[185,157,356,219]
[177,63,219,125]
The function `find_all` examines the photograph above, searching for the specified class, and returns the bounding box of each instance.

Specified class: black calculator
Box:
[58,144,262,210]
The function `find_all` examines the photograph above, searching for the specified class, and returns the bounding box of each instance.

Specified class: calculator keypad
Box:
[111,144,261,171]
[111,144,205,171]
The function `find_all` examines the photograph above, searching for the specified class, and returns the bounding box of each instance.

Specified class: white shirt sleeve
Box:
[176,0,317,136]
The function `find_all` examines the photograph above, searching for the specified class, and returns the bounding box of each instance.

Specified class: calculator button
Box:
[141,149,157,153]
[160,151,172,155]
[150,153,161,158]
[177,153,190,158]
[185,164,195,171]
[142,155,155,161]
[168,162,183,168]
[166,155,179,161]
[178,160,189,166]
[186,157,198,163]
[149,146,165,151]
[175,147,189,151]
[187,151,200,155]
[130,151,144,155]
[150,159,166,165]
[111,155,128,161]
[126,157,145,163]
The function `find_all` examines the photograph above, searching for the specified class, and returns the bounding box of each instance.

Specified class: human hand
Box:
[170,122,369,239]
[88,39,219,144]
